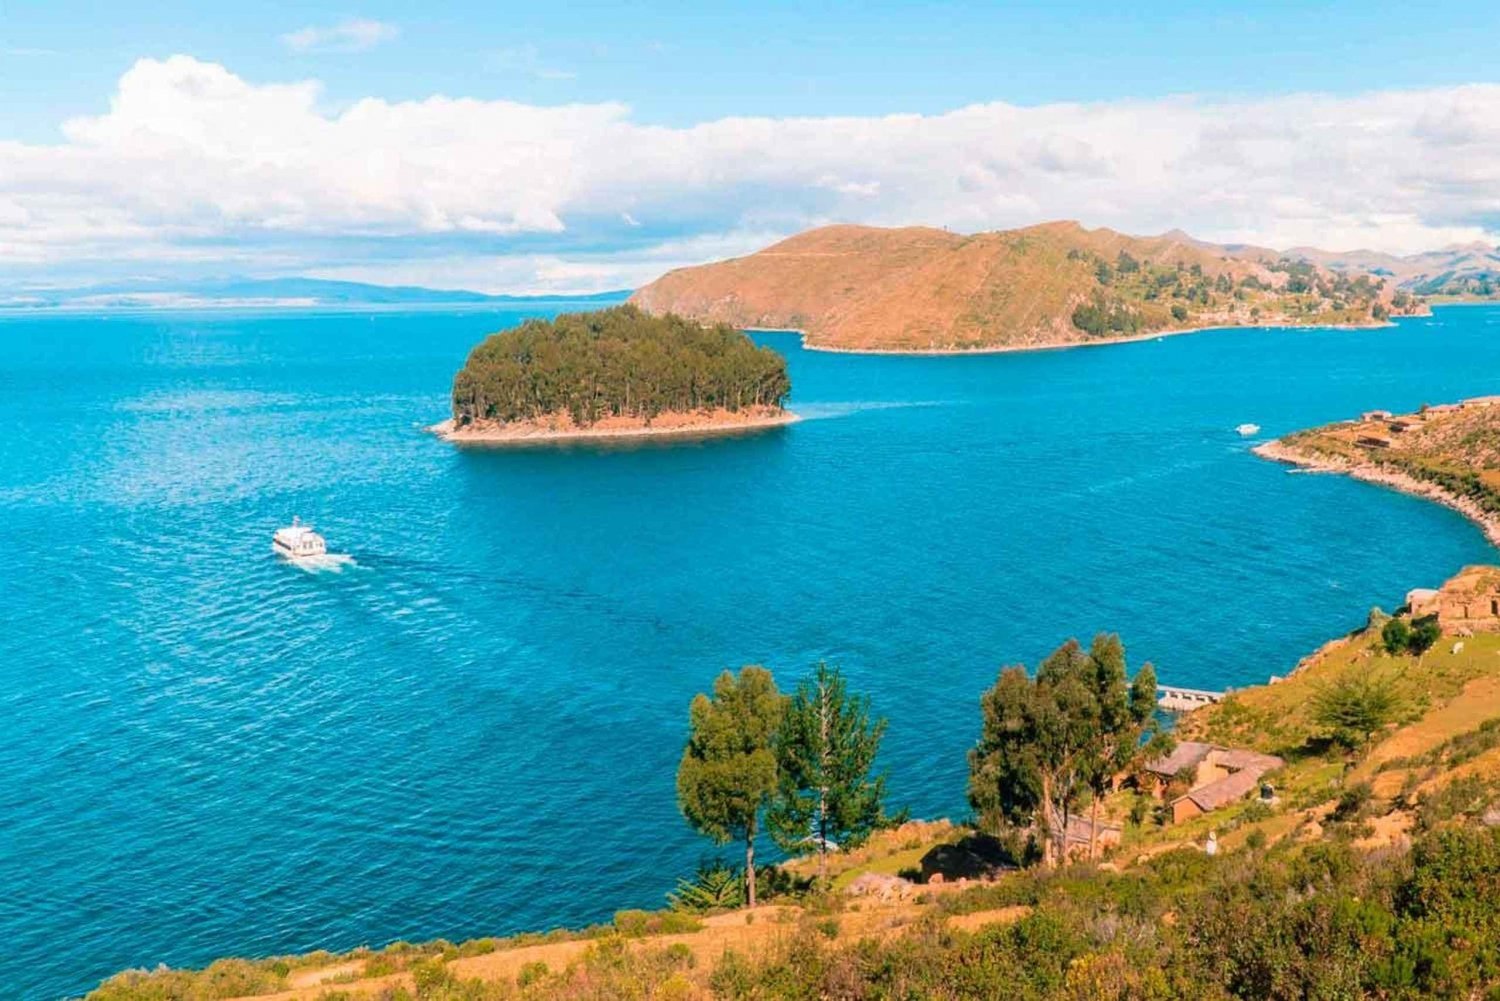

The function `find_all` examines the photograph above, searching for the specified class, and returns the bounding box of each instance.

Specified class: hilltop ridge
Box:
[631,222,1428,352]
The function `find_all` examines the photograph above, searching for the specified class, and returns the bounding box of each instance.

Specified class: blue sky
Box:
[3,1,1500,293]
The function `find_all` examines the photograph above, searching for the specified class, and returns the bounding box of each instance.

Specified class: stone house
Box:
[1407,565,1500,631]
[1461,395,1500,409]
[1054,815,1123,859]
[1139,741,1283,825]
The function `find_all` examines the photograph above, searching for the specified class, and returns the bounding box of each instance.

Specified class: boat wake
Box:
[286,553,358,573]
[794,400,951,421]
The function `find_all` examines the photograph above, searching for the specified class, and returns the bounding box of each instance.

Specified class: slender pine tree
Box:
[768,662,889,886]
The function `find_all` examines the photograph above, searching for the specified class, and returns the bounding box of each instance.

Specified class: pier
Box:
[1157,685,1226,712]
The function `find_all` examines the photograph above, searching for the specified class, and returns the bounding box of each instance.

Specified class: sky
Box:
[3,0,1500,293]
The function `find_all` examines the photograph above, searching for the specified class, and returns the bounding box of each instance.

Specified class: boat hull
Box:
[273,539,327,559]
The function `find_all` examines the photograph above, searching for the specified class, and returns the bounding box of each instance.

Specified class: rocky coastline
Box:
[1253,438,1500,547]
[430,405,798,445]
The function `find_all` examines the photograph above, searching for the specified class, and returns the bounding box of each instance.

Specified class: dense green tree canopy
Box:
[676,666,786,907]
[969,635,1160,863]
[451,305,791,427]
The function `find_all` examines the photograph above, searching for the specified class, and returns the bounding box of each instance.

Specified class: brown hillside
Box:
[631,222,1408,352]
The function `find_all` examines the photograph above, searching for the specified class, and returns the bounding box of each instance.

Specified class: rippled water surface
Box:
[3,303,1499,998]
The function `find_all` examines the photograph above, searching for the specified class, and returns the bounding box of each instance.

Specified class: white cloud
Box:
[3,56,1500,292]
[281,19,397,53]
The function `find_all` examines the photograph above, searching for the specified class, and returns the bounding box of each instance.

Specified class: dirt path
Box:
[225,901,937,1001]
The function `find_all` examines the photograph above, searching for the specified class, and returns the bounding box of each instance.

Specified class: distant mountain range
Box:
[0,277,631,311]
[1283,243,1500,296]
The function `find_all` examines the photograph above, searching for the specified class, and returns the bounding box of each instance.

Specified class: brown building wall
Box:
[1172,798,1205,825]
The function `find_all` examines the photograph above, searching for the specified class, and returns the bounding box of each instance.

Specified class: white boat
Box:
[1235,423,1261,437]
[273,517,327,559]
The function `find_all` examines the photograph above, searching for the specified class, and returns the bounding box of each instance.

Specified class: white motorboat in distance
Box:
[1235,423,1262,437]
[273,517,327,559]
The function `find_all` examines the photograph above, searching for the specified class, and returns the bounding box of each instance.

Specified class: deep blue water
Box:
[3,303,1499,999]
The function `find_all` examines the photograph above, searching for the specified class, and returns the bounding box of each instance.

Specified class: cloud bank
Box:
[3,55,1500,291]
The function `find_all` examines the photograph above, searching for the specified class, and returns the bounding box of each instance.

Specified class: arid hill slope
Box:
[631,222,1416,352]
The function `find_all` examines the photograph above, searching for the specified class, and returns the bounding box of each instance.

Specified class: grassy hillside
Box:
[630,222,1423,352]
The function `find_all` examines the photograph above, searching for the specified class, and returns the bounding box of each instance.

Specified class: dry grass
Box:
[944,906,1031,933]
[1353,674,1500,785]
[632,222,1381,351]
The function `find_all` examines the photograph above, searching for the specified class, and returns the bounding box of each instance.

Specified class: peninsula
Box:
[1255,395,1500,545]
[435,306,794,444]
[630,222,1432,353]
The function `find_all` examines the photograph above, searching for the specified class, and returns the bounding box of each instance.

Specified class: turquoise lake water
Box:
[3,303,1499,998]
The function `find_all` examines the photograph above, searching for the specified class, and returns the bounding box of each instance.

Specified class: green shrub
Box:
[1332,782,1374,822]
[516,960,549,987]
[1382,617,1412,654]
[613,908,703,938]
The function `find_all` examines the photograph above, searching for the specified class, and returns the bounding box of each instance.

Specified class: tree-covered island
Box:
[437,305,794,443]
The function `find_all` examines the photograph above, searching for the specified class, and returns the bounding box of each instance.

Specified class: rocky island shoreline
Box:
[430,405,798,445]
[1255,399,1500,546]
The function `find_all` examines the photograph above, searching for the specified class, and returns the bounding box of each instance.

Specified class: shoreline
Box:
[1253,439,1500,547]
[430,407,799,446]
[747,314,1425,357]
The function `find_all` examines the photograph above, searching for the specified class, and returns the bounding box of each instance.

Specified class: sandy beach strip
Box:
[1253,439,1500,547]
[430,406,798,445]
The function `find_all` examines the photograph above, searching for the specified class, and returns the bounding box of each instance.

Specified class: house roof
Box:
[1213,748,1283,773]
[1179,768,1263,812]
[1146,741,1215,777]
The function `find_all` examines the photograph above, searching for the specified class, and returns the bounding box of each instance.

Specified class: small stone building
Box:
[1140,741,1284,824]
[1053,816,1123,859]
[1407,565,1500,631]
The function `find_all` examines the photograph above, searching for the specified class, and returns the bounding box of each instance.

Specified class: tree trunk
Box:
[817,677,830,888]
[1039,773,1058,867]
[1089,795,1100,860]
[745,817,757,908]
[1062,799,1072,864]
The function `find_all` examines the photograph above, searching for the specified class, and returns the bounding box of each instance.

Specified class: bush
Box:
[1409,616,1442,654]
[667,858,743,913]
[1332,783,1374,822]
[614,908,703,938]
[1382,617,1412,654]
